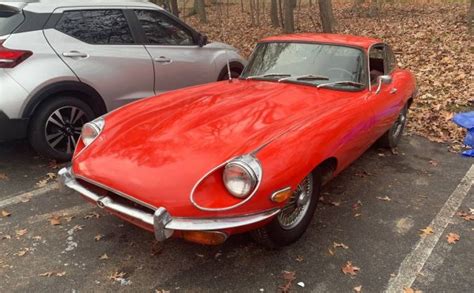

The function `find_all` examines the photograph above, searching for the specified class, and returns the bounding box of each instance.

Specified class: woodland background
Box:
[154,0,473,150]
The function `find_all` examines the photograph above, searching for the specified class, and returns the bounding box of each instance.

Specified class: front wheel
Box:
[378,103,408,149]
[251,171,321,248]
[28,96,96,161]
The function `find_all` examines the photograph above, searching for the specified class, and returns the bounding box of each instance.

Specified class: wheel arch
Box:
[22,81,107,119]
[314,157,338,185]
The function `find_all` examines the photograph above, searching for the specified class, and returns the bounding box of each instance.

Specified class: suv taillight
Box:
[0,41,32,68]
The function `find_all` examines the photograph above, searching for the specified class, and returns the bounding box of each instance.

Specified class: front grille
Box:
[77,179,155,215]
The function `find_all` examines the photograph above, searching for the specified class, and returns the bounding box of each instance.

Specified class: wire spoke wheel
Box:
[44,106,87,154]
[392,107,407,139]
[277,174,314,230]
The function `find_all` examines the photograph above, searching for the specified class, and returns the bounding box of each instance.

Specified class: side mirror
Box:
[197,34,208,47]
[375,75,392,94]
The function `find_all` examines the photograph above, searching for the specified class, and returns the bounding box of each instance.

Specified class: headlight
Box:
[81,117,105,146]
[223,155,262,198]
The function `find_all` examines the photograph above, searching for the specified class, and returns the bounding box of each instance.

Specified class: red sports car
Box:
[59,33,416,247]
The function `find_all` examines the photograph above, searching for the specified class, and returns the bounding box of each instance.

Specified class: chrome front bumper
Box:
[58,167,280,241]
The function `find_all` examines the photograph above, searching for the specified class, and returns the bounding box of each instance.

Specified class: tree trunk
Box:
[319,0,334,33]
[196,0,207,23]
[271,0,279,27]
[283,0,296,33]
[169,0,179,17]
[469,0,474,34]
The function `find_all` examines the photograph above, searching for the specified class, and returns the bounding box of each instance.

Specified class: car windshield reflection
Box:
[241,42,366,89]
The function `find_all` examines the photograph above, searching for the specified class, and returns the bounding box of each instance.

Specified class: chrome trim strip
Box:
[189,154,263,212]
[58,167,280,240]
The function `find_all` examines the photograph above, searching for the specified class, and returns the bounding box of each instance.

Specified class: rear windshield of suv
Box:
[0,7,24,36]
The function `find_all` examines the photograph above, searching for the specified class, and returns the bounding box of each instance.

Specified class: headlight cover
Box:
[81,117,105,146]
[223,155,262,198]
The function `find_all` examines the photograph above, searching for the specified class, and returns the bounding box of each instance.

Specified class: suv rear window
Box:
[0,7,24,36]
[55,10,134,44]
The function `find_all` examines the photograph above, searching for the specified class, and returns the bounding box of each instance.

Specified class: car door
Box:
[367,44,404,140]
[44,8,155,111]
[132,9,216,94]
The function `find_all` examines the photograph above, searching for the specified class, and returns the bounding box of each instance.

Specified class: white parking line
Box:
[0,182,58,209]
[384,164,474,292]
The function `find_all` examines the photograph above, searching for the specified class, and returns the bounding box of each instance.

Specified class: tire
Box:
[251,170,322,248]
[28,96,96,161]
[218,69,241,81]
[378,103,408,149]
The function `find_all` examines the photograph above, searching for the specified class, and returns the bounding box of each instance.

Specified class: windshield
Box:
[241,42,367,89]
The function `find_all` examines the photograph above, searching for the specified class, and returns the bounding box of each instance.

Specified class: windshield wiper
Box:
[246,73,291,80]
[317,81,364,89]
[278,74,329,82]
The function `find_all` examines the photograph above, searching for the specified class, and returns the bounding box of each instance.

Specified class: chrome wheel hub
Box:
[392,109,407,138]
[44,106,87,154]
[277,174,314,230]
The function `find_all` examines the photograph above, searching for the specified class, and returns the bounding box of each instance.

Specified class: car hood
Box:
[73,79,345,215]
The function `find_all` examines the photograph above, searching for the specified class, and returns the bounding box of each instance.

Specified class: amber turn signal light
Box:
[182,231,228,245]
[271,187,293,203]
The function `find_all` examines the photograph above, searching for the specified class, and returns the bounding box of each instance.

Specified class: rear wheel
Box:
[28,96,96,161]
[251,170,322,248]
[378,103,408,149]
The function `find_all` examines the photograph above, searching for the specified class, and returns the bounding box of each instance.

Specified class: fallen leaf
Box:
[1,210,11,217]
[354,170,371,177]
[56,271,66,277]
[109,271,126,282]
[354,285,363,292]
[39,271,54,277]
[20,197,31,203]
[457,211,474,221]
[376,196,392,201]
[155,290,171,293]
[354,213,362,217]
[32,236,42,241]
[1,235,12,240]
[328,247,335,256]
[36,179,48,188]
[279,271,296,292]
[296,255,304,262]
[84,212,100,219]
[15,248,29,257]
[334,242,349,249]
[99,253,109,260]
[446,232,460,244]
[15,229,27,237]
[49,215,61,226]
[94,234,104,241]
[419,226,434,237]
[342,261,360,276]
[0,173,8,180]
[429,160,439,167]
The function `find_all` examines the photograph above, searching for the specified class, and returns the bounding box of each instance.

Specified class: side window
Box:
[369,46,385,82]
[385,45,397,73]
[56,10,134,44]
[135,10,195,45]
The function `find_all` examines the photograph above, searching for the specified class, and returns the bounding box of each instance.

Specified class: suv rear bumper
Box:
[0,111,28,141]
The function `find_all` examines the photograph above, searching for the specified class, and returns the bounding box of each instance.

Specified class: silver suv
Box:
[0,0,246,160]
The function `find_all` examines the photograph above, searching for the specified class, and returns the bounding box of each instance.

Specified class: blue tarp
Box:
[452,112,474,157]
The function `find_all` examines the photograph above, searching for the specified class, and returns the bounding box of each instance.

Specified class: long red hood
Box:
[73,79,353,215]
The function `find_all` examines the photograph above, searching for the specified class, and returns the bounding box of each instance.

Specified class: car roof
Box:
[0,0,160,13]
[260,33,383,49]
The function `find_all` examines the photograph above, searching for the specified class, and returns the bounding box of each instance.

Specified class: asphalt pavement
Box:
[0,136,473,292]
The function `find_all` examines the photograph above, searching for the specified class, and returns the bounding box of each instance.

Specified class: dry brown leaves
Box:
[457,210,474,221]
[279,271,296,293]
[186,2,473,147]
[1,210,11,218]
[342,261,360,276]
[0,173,8,181]
[39,271,66,277]
[404,288,423,293]
[446,232,460,244]
[419,226,434,237]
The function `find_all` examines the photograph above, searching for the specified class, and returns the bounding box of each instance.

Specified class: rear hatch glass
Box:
[0,5,24,36]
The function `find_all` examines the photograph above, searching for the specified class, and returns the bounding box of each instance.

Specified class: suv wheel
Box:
[29,96,96,161]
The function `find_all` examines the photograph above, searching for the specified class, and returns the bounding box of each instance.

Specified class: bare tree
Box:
[319,0,334,33]
[283,0,296,33]
[195,0,207,23]
[469,0,474,34]
[169,0,179,17]
[270,0,280,27]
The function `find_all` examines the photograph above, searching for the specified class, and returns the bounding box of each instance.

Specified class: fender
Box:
[22,81,107,118]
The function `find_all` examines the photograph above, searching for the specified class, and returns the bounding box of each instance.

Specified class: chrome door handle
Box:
[390,88,398,94]
[62,51,89,58]
[154,56,172,63]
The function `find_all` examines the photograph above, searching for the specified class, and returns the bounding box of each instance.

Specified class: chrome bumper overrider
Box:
[58,167,280,241]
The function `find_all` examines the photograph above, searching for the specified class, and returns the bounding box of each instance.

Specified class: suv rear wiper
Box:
[317,81,364,89]
[246,73,291,80]
[278,74,329,82]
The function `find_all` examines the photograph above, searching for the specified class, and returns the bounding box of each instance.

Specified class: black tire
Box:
[251,170,322,248]
[28,96,96,161]
[378,103,408,149]
[218,69,241,81]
